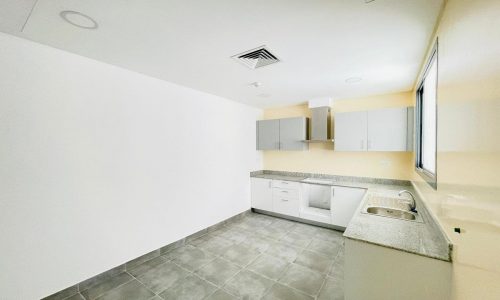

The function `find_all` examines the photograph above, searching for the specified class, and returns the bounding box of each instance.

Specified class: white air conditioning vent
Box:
[232,46,280,69]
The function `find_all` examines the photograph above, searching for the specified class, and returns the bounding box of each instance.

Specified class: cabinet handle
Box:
[281,181,289,184]
[281,190,288,193]
[281,199,289,202]
[361,140,364,150]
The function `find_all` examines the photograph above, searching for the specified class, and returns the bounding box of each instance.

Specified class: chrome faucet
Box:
[398,190,417,212]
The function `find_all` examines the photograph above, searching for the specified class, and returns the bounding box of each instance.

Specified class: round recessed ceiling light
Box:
[249,82,262,88]
[60,11,98,30]
[345,77,362,84]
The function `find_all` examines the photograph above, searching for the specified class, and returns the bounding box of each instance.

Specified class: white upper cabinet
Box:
[367,107,408,151]
[334,111,368,151]
[334,107,414,152]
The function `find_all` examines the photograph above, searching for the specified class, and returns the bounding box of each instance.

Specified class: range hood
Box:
[303,98,334,143]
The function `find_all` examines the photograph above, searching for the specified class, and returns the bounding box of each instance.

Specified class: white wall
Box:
[0,32,262,299]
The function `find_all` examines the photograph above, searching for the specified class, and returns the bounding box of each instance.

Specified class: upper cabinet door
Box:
[279,117,308,151]
[367,107,408,151]
[334,111,368,151]
[257,119,280,150]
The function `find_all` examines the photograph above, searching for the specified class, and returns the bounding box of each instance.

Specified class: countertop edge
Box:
[343,235,451,262]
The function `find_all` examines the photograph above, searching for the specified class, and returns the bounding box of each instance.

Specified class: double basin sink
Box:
[362,194,422,222]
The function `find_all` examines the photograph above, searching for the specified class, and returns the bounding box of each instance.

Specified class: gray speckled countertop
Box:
[251,170,452,262]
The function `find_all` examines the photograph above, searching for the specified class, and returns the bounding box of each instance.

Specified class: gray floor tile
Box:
[247,254,290,280]
[231,218,262,231]
[188,234,213,246]
[216,228,250,243]
[294,250,334,274]
[329,260,344,279]
[307,239,341,257]
[94,280,154,300]
[159,274,217,300]
[262,283,314,300]
[279,264,326,297]
[125,249,160,270]
[270,219,297,231]
[244,214,275,226]
[329,248,344,278]
[255,226,289,240]
[49,213,345,300]
[64,294,85,300]
[78,265,126,293]
[135,261,190,293]
[222,242,261,267]
[205,289,238,300]
[208,226,231,237]
[243,235,275,253]
[169,245,216,271]
[265,242,302,262]
[195,258,242,286]
[196,236,235,255]
[80,272,133,300]
[128,256,168,277]
[317,276,344,300]
[280,231,314,248]
[160,239,186,255]
[223,270,274,300]
[292,223,321,236]
[313,229,344,244]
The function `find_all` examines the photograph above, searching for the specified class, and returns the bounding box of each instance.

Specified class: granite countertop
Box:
[251,170,452,262]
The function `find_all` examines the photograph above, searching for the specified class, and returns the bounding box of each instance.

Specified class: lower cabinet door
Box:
[251,178,273,211]
[331,186,367,227]
[273,195,300,217]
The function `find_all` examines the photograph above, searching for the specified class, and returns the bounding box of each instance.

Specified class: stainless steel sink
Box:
[366,206,416,221]
[361,194,423,222]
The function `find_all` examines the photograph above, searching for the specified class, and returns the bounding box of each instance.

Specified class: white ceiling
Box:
[1,0,443,108]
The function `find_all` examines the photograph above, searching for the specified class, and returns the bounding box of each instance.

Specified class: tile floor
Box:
[67,212,345,300]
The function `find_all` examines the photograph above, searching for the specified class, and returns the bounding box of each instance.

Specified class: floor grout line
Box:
[124,270,160,298]
[90,277,136,300]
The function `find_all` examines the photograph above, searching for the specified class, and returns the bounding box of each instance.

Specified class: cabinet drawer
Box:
[272,180,301,189]
[273,196,300,217]
[273,188,299,199]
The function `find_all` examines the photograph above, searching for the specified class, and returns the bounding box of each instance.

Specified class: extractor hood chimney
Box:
[304,97,334,143]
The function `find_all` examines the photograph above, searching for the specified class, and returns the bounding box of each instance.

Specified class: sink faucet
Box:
[398,190,417,212]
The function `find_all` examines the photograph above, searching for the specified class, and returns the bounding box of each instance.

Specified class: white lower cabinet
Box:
[250,178,273,211]
[273,188,300,217]
[251,178,301,217]
[331,186,366,227]
[251,178,366,228]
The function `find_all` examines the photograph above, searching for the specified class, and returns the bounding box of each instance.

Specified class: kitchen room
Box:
[1,0,499,299]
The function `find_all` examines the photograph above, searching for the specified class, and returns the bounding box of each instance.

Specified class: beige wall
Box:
[410,0,500,299]
[262,92,414,180]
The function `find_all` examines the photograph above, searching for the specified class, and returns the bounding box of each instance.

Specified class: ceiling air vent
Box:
[232,46,280,69]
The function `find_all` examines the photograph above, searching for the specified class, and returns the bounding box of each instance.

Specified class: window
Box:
[415,41,438,189]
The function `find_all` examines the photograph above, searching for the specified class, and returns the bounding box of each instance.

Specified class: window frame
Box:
[415,40,438,189]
